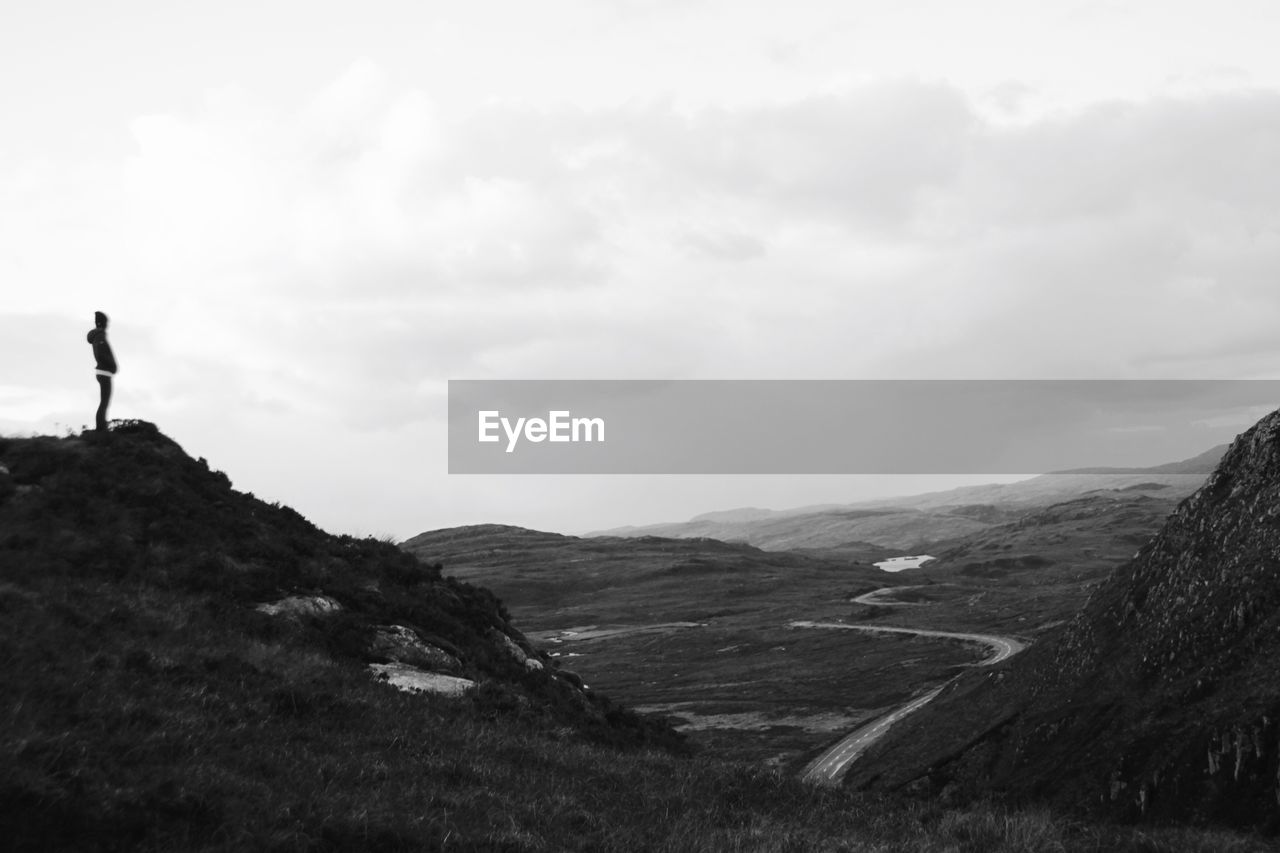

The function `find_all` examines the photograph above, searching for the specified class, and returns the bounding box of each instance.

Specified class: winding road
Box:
[524,588,1025,786]
[793,601,1027,786]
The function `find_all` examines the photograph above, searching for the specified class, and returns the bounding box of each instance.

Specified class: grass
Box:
[7,583,1267,853]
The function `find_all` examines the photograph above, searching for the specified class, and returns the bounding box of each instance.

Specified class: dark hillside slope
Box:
[0,422,679,850]
[848,410,1280,832]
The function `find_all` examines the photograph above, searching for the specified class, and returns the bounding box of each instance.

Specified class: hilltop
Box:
[847,413,1280,832]
[0,422,680,850]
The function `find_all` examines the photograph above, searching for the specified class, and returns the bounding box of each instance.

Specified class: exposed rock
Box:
[488,626,534,667]
[556,669,587,691]
[255,595,342,618]
[370,663,474,698]
[369,625,461,672]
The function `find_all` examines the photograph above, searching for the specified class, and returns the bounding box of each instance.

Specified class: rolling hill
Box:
[400,524,891,629]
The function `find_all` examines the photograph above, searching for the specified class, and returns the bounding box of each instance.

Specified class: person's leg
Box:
[96,375,112,431]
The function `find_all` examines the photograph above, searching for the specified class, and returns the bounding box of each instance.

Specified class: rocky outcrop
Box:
[255,595,343,618]
[488,626,544,672]
[555,668,587,691]
[369,625,461,672]
[850,409,1280,832]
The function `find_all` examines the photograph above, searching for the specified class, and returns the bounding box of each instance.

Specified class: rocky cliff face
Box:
[848,410,1280,832]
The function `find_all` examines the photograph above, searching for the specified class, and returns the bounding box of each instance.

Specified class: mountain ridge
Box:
[1047,444,1229,475]
[598,445,1225,541]
[587,445,1224,552]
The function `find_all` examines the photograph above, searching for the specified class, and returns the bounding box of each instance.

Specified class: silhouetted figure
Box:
[87,311,117,432]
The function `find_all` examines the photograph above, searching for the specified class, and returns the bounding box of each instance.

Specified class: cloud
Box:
[10,65,1280,449]
[677,228,767,261]
[12,58,1280,536]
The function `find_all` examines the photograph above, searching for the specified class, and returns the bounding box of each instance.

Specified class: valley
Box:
[403,478,1201,772]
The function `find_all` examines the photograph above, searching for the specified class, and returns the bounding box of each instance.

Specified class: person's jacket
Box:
[87,328,117,374]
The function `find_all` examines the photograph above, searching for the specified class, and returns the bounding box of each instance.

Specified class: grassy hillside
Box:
[882,491,1188,637]
[848,412,1280,834]
[0,423,673,849]
[401,524,891,629]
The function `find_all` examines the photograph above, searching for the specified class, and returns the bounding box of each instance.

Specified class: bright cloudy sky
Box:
[6,0,1280,537]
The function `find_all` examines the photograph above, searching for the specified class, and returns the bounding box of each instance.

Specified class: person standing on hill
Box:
[87,311,117,432]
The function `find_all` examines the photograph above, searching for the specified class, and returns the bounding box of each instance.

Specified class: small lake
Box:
[873,555,936,572]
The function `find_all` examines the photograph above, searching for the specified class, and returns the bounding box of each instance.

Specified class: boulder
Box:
[369,663,474,698]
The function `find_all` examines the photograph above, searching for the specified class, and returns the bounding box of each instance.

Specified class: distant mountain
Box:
[925,492,1182,585]
[846,418,1280,830]
[1048,444,1229,475]
[589,447,1227,552]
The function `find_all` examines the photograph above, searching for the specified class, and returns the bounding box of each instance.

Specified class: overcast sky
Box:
[6,0,1280,538]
